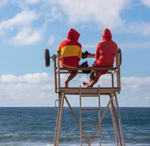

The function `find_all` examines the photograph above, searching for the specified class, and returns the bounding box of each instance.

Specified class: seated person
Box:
[58,28,82,88]
[83,28,118,87]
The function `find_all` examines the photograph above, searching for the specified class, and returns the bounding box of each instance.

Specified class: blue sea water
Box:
[0,107,150,146]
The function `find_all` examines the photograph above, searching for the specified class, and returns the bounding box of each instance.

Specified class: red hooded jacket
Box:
[95,29,118,67]
[58,28,82,68]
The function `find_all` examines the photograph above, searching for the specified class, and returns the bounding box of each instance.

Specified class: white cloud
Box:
[48,6,62,22]
[128,22,150,36]
[1,73,150,92]
[12,0,41,8]
[0,83,55,106]
[83,44,96,49]
[83,41,150,50]
[121,76,150,91]
[25,0,41,4]
[0,73,150,107]
[0,72,53,83]
[142,0,150,7]
[119,41,150,49]
[0,0,8,7]
[0,9,43,45]
[11,27,42,46]
[45,0,131,29]
[48,35,55,45]
[0,10,37,32]
[145,94,150,100]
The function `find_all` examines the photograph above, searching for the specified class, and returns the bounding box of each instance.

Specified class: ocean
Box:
[0,107,149,146]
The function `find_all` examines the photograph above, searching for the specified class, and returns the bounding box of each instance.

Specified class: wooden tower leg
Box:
[79,86,82,146]
[98,85,101,146]
[54,92,65,146]
[110,94,119,146]
[114,93,126,146]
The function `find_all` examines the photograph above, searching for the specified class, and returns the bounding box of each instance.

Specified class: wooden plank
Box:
[55,53,116,59]
[57,87,119,95]
[58,71,113,74]
[55,54,95,58]
[87,54,95,58]
[56,67,117,71]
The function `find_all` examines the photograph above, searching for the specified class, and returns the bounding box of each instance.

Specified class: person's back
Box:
[57,28,82,87]
[95,28,118,67]
[58,28,82,68]
[83,28,118,88]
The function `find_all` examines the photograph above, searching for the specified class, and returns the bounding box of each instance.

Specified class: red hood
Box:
[67,28,80,41]
[102,28,112,40]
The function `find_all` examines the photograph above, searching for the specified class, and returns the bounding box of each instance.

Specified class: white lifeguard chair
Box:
[44,48,125,146]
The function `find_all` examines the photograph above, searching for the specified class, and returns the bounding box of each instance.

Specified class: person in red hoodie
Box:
[58,28,82,87]
[83,28,118,87]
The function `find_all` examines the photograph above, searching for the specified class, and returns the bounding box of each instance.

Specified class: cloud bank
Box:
[0,72,150,107]
[0,0,150,46]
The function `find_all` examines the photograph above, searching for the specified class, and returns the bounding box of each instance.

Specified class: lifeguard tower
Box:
[44,48,125,146]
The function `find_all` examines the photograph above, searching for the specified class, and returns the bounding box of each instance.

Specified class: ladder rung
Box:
[82,136,100,138]
[82,122,99,125]
[81,108,99,111]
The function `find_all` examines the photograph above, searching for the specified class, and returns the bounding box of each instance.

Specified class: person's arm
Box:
[116,43,118,52]
[78,45,82,62]
[114,43,118,56]
[95,43,100,60]
[57,44,61,52]
[57,44,62,61]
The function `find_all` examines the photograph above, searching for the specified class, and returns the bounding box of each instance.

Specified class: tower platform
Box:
[57,87,119,96]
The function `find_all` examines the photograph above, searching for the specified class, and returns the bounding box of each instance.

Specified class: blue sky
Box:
[0,0,150,107]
